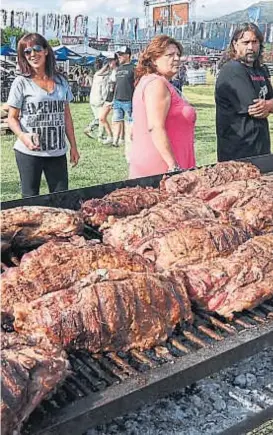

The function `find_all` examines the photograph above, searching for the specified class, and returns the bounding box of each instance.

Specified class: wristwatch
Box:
[167,165,182,173]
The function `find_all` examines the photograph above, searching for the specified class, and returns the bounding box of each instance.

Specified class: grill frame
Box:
[24,317,273,435]
[1,153,273,435]
[2,154,273,211]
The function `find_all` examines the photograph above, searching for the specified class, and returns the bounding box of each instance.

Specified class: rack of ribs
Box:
[1,236,153,313]
[126,219,250,270]
[179,233,273,319]
[81,186,168,228]
[13,269,193,353]
[161,161,261,199]
[103,196,215,249]
[207,177,273,213]
[1,331,68,435]
[1,206,84,248]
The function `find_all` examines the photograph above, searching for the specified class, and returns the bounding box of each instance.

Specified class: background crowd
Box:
[5,22,273,198]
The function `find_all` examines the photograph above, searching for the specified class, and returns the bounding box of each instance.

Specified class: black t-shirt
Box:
[114,63,135,102]
[215,60,273,161]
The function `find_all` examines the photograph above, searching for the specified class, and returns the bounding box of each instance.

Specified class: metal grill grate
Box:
[22,300,273,435]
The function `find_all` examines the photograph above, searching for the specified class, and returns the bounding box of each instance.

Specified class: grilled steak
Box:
[181,234,273,319]
[1,236,153,313]
[81,186,168,227]
[161,161,260,198]
[1,331,68,435]
[1,206,84,248]
[13,270,193,353]
[103,197,215,248]
[128,219,249,270]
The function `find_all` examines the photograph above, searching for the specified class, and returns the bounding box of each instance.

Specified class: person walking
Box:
[84,59,110,141]
[112,46,135,147]
[215,23,273,162]
[7,32,79,198]
[99,53,119,145]
[129,35,196,178]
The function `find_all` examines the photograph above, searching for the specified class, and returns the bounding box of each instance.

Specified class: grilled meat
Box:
[225,197,273,235]
[13,270,193,353]
[1,331,68,435]
[81,186,168,227]
[1,206,84,248]
[180,234,273,319]
[207,177,273,213]
[1,236,153,313]
[129,219,249,270]
[161,161,261,199]
[103,197,215,248]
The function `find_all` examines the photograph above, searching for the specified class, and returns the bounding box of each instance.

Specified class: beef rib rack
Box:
[103,196,215,249]
[181,233,273,319]
[128,219,250,270]
[1,236,153,313]
[161,161,261,199]
[1,206,84,248]
[1,331,68,435]
[81,186,168,228]
[13,269,193,353]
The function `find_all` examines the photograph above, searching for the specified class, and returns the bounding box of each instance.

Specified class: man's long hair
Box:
[226,22,264,68]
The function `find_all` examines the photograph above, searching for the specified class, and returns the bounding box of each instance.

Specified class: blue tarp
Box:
[201,38,228,50]
[0,45,17,56]
[54,46,82,61]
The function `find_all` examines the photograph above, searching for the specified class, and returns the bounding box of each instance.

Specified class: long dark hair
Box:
[227,22,264,68]
[135,35,183,86]
[17,33,58,78]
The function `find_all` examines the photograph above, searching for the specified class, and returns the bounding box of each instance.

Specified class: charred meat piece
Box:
[129,219,249,270]
[223,197,273,235]
[81,186,168,227]
[161,161,261,199]
[14,270,193,353]
[207,177,273,213]
[1,332,68,435]
[181,234,273,319]
[103,197,215,248]
[1,206,84,248]
[1,236,153,313]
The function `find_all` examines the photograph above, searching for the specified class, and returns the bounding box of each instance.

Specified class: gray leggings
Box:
[15,150,68,198]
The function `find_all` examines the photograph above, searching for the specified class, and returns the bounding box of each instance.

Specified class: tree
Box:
[48,39,61,47]
[1,27,26,46]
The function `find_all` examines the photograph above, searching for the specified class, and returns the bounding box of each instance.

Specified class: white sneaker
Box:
[102,137,113,145]
[119,139,125,146]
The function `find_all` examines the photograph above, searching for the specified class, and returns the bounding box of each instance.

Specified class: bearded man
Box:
[215,23,273,161]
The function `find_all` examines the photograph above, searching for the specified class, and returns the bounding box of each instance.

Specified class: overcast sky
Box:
[2,0,257,20]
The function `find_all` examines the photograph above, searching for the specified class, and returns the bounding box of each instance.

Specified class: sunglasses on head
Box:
[24,45,44,55]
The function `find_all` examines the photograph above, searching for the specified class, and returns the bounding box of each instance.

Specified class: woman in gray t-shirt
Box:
[7,32,80,198]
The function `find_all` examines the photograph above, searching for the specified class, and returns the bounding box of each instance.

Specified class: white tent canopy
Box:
[66,45,101,56]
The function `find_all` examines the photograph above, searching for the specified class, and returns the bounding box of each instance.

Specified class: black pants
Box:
[15,150,68,198]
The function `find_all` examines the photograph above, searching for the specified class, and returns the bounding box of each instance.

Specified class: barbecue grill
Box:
[1,154,273,435]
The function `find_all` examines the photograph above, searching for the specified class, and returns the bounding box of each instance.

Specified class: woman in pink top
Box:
[130,35,196,178]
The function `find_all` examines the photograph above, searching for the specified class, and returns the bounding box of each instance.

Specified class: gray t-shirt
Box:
[7,75,73,157]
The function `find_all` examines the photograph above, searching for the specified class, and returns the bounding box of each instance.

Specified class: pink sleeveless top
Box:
[130,74,196,178]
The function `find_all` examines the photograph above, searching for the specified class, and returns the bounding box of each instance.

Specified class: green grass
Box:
[1,74,273,202]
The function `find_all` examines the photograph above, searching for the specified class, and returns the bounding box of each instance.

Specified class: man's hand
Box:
[70,146,80,167]
[248,99,272,119]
